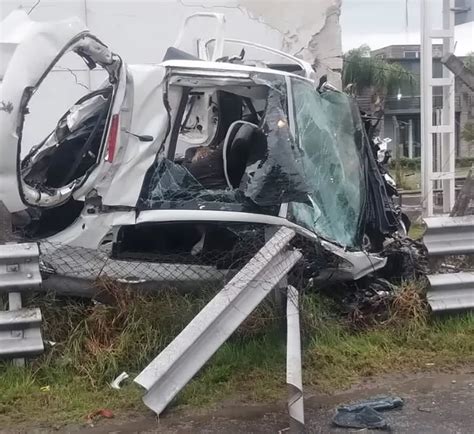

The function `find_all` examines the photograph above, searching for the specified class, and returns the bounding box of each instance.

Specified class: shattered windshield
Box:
[288,79,366,248]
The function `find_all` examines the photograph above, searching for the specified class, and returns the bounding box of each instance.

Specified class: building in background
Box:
[371,44,473,158]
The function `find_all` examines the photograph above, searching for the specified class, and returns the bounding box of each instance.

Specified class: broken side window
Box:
[288,78,366,248]
[22,87,113,189]
[139,76,309,214]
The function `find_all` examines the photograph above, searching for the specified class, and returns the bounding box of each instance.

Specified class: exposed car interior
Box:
[22,87,114,189]
[15,86,114,239]
[138,82,280,214]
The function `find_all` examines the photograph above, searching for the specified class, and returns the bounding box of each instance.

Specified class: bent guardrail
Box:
[134,226,302,415]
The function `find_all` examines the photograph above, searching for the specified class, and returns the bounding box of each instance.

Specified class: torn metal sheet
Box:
[427,272,474,313]
[134,227,301,415]
[423,216,474,255]
[110,372,130,390]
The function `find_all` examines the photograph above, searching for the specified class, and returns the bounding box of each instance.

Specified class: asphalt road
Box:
[62,371,474,434]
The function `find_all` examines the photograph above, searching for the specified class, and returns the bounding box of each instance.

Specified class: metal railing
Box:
[0,243,43,360]
[424,215,474,313]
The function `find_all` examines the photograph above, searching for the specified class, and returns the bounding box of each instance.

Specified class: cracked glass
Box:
[288,78,366,248]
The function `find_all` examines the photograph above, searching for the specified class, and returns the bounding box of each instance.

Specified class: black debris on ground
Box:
[332,395,404,430]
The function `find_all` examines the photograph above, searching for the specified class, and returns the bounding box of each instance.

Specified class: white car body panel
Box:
[0,11,87,212]
[100,65,169,206]
[0,10,125,212]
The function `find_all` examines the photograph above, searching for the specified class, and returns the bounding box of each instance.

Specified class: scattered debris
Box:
[333,406,388,430]
[342,277,396,327]
[85,408,114,424]
[417,407,432,413]
[338,396,404,413]
[110,371,130,390]
[332,396,404,430]
[381,237,428,281]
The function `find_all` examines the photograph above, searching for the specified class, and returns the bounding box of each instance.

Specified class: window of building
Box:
[403,50,419,59]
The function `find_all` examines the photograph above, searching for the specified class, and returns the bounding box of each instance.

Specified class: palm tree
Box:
[464,52,474,72]
[342,45,416,130]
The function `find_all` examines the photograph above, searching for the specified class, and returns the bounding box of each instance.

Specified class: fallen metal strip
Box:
[427,272,474,313]
[423,216,474,255]
[286,285,304,433]
[135,227,301,415]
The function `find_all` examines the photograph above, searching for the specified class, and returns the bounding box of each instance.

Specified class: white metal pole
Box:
[435,108,443,192]
[421,0,434,216]
[286,285,304,433]
[441,0,456,213]
[421,0,456,216]
[408,119,414,159]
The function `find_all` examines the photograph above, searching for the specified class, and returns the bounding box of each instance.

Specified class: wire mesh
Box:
[38,223,313,290]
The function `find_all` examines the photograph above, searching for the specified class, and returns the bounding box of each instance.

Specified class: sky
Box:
[341,0,473,54]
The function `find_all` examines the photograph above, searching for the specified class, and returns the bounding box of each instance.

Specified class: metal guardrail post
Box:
[8,292,25,366]
[286,285,305,433]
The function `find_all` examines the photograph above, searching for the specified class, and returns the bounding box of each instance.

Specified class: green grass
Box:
[1,283,473,428]
[304,313,474,390]
[408,221,426,240]
[396,168,470,191]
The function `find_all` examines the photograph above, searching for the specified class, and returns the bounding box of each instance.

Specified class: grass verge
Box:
[1,281,473,427]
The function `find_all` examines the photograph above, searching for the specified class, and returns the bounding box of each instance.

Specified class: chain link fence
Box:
[38,224,325,294]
